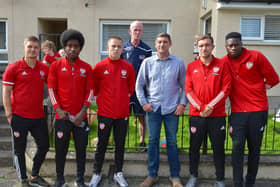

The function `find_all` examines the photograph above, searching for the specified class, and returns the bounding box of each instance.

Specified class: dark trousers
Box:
[189,116,226,181]
[54,119,89,183]
[93,115,128,174]
[230,111,267,187]
[11,114,49,180]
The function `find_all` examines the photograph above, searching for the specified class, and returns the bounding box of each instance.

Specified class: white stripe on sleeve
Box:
[87,90,93,103]
[208,92,225,108]
[48,88,57,105]
[187,93,200,110]
[2,81,15,85]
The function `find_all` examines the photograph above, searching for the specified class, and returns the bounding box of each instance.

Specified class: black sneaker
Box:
[138,142,147,152]
[29,176,50,187]
[74,181,88,187]
[21,179,32,187]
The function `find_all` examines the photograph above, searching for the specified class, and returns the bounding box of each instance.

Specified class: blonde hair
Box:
[41,40,56,51]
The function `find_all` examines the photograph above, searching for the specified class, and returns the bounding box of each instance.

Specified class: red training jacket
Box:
[221,48,279,112]
[185,56,232,117]
[93,57,135,119]
[48,58,93,118]
[2,58,48,118]
[43,52,61,65]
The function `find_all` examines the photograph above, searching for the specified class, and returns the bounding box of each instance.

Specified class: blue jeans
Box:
[146,107,180,178]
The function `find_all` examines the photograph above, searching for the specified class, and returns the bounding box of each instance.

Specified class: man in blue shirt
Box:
[136,32,187,187]
[121,21,152,150]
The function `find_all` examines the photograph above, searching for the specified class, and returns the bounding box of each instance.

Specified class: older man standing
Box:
[136,32,187,187]
[121,21,152,151]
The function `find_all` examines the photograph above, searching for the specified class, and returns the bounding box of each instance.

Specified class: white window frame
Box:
[240,15,264,41]
[203,14,212,35]
[201,0,207,9]
[0,19,8,64]
[99,20,170,60]
[241,15,280,43]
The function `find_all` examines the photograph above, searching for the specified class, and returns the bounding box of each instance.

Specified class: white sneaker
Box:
[113,172,128,187]
[185,175,197,187]
[214,180,225,187]
[88,174,101,187]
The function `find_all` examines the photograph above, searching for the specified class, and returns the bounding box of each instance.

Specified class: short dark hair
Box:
[225,32,242,41]
[24,36,40,45]
[196,34,214,44]
[156,32,172,43]
[60,29,85,50]
[108,36,123,43]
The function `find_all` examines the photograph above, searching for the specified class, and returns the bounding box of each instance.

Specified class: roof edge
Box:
[217,2,280,10]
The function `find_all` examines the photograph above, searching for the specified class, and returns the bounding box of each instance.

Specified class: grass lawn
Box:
[85,111,280,154]
[50,105,280,154]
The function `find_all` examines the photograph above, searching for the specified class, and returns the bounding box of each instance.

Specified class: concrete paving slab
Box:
[0,166,280,187]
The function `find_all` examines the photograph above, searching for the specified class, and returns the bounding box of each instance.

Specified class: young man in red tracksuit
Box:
[2,36,50,187]
[222,32,279,187]
[48,29,93,187]
[185,35,231,187]
[89,36,135,187]
[41,40,61,66]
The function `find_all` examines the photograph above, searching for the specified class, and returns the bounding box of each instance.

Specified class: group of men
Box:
[2,20,279,187]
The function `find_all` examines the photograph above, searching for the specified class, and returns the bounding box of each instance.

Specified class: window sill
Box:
[243,41,280,46]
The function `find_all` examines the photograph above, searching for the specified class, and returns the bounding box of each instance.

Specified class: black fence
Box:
[45,106,280,155]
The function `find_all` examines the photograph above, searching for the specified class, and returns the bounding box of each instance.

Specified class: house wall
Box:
[197,1,280,97]
[215,9,280,96]
[0,0,200,66]
[1,0,279,98]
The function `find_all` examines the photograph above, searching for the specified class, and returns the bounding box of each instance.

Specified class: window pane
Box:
[204,17,212,35]
[101,22,168,52]
[102,24,130,51]
[100,54,107,60]
[0,22,6,49]
[241,18,261,38]
[142,23,167,51]
[265,15,280,40]
[202,0,207,9]
[0,53,8,61]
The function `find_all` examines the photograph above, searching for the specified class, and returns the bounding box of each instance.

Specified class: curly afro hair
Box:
[60,29,85,50]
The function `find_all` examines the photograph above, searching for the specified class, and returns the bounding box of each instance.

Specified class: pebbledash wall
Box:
[0,0,199,66]
[0,0,280,106]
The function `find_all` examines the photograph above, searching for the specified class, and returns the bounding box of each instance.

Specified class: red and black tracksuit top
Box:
[185,56,232,117]
[48,58,93,118]
[92,57,135,119]
[2,58,48,118]
[43,52,61,65]
[221,48,279,112]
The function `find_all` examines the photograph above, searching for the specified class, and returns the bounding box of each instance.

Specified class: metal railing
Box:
[45,107,280,154]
